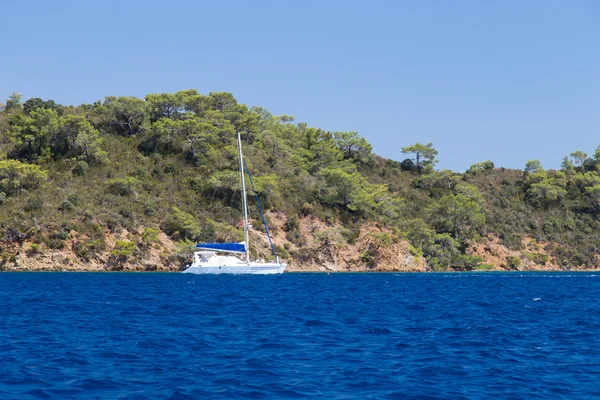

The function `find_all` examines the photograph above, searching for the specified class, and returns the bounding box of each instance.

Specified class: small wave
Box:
[364,327,393,335]
[24,389,52,398]
[258,342,295,350]
[304,319,333,327]
[74,378,127,390]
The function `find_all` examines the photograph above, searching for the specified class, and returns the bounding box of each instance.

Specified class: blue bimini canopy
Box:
[195,243,246,253]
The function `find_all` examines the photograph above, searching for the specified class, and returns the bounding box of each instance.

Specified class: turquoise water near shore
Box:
[1,272,599,399]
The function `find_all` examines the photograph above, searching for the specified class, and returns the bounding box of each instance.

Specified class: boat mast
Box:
[237,131,250,263]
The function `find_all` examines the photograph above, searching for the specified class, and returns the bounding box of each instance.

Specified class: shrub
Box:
[119,209,132,219]
[189,177,204,193]
[453,254,483,270]
[67,194,80,205]
[24,198,43,212]
[284,216,299,232]
[131,168,147,179]
[315,227,345,247]
[45,230,68,249]
[142,227,159,245]
[359,249,376,266]
[400,158,417,172]
[274,245,289,259]
[105,177,141,196]
[105,216,121,232]
[342,228,360,245]
[151,167,162,178]
[467,160,494,174]
[163,164,177,174]
[285,229,306,247]
[162,207,201,240]
[73,238,106,261]
[524,252,549,265]
[111,240,137,259]
[409,244,423,258]
[59,200,74,211]
[300,203,313,217]
[26,243,42,255]
[500,233,523,251]
[0,160,48,196]
[143,203,154,216]
[251,219,264,232]
[506,256,522,269]
[368,232,393,247]
[72,161,88,176]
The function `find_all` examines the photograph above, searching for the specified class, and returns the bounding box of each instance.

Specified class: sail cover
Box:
[195,243,246,253]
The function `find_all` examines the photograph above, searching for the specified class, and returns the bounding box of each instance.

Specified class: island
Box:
[0,90,597,272]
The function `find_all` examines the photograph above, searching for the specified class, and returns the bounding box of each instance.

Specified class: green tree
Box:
[145,93,184,122]
[0,160,48,195]
[73,122,107,164]
[454,182,485,206]
[177,89,211,115]
[317,167,369,211]
[23,98,45,114]
[144,118,216,163]
[306,129,343,172]
[105,177,141,196]
[333,131,372,161]
[527,180,567,208]
[209,92,238,113]
[427,233,460,270]
[524,159,543,173]
[570,151,587,168]
[104,96,147,135]
[55,115,97,156]
[524,170,567,209]
[5,92,23,111]
[561,156,575,179]
[162,207,202,240]
[238,110,260,144]
[428,194,485,241]
[593,145,600,163]
[277,114,295,124]
[404,218,435,250]
[23,98,63,115]
[467,160,494,174]
[9,108,59,162]
[401,142,438,171]
[423,169,461,191]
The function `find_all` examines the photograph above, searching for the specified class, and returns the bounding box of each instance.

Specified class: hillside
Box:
[0,90,599,272]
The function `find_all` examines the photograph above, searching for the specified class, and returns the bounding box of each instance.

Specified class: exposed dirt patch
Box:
[469,235,571,271]
[8,226,180,272]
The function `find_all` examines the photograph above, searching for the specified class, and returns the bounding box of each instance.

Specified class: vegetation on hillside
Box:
[0,90,599,270]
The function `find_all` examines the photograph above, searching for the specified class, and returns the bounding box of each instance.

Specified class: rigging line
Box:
[243,159,277,259]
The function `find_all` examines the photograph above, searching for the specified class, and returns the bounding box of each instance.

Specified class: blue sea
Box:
[1,272,599,399]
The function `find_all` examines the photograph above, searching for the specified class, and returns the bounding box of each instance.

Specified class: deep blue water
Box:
[1,273,599,399]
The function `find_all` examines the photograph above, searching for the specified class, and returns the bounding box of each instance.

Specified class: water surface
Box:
[1,272,599,399]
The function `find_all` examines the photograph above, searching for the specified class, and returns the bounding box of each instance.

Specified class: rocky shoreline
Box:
[1,212,597,273]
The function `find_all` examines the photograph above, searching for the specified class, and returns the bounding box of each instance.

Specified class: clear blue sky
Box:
[1,0,598,171]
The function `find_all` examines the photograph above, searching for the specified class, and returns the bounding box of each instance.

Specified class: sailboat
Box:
[182,132,287,274]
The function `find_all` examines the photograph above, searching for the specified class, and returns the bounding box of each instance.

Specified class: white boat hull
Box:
[182,262,286,275]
